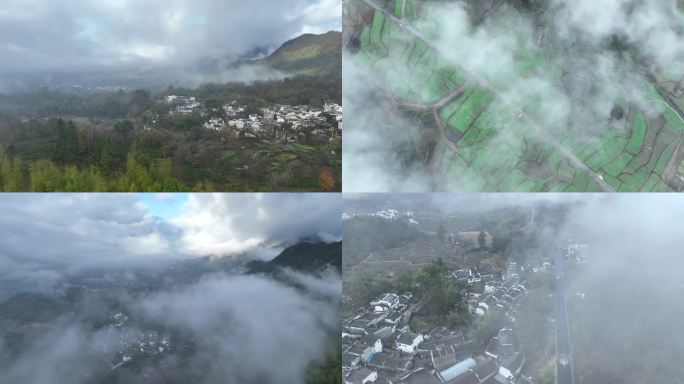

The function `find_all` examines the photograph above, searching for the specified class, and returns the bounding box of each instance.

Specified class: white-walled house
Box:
[347,337,382,364]
[396,330,424,354]
[371,293,400,313]
[203,117,225,131]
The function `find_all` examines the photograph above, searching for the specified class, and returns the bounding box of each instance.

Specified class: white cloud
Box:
[0,193,340,285]
[0,0,341,75]
[120,232,172,256]
[298,0,340,24]
[163,4,187,34]
[137,272,340,383]
[115,41,175,61]
[171,193,341,257]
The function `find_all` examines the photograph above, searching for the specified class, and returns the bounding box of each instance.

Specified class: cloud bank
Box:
[0,192,342,384]
[0,0,340,76]
[172,193,342,256]
[556,193,684,381]
[0,193,341,289]
[342,55,436,192]
[0,271,340,384]
[137,271,340,383]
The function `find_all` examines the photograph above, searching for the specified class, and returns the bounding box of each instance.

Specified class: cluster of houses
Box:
[165,95,202,115]
[342,292,416,384]
[222,102,342,141]
[164,95,342,142]
[343,264,531,384]
[342,209,419,224]
[106,312,174,371]
[369,209,418,223]
[456,263,528,319]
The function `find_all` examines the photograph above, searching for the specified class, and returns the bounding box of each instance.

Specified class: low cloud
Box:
[0,271,341,384]
[0,193,341,289]
[342,56,436,192]
[0,0,340,78]
[555,193,684,381]
[343,0,684,191]
[138,272,340,383]
[0,194,178,277]
[180,65,288,87]
[0,192,341,383]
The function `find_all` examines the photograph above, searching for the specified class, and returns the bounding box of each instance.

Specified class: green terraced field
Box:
[349,0,684,191]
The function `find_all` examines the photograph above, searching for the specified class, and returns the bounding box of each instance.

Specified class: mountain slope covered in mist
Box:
[0,31,342,91]
[0,246,342,384]
[253,31,341,76]
[248,241,342,274]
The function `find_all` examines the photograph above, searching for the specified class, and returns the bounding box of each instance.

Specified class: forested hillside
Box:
[0,76,341,192]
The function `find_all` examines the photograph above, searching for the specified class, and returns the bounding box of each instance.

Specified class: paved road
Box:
[359,0,616,192]
[553,247,574,384]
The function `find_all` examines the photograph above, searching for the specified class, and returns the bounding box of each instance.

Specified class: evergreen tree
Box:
[53,119,79,164]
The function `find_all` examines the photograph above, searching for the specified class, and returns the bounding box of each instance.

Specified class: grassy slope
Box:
[256,31,342,76]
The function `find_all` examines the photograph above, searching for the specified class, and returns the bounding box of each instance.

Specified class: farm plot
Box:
[349,0,680,191]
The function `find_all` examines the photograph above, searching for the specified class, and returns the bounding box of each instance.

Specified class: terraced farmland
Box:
[346,0,684,191]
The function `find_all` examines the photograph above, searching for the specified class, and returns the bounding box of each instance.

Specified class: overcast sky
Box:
[0,0,340,75]
[0,193,341,281]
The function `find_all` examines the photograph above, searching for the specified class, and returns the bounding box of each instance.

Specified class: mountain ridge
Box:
[247,241,342,275]
[253,31,342,77]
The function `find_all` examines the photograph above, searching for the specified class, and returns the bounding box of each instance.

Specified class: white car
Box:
[558,354,570,366]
